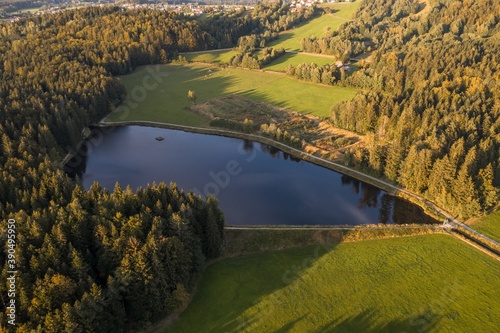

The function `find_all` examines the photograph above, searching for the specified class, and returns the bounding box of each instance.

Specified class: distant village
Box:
[2,0,354,22]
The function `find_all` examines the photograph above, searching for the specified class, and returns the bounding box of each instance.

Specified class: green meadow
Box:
[183,50,239,64]
[267,1,361,51]
[472,210,500,243]
[106,64,357,124]
[319,1,363,19]
[161,234,500,333]
[263,52,336,71]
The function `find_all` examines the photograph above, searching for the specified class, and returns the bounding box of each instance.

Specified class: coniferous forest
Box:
[0,0,499,331]
[327,0,500,219]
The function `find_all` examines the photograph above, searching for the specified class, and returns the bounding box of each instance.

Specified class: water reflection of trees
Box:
[247,142,438,224]
[340,174,440,224]
[256,142,301,162]
[378,195,394,224]
[241,139,254,153]
[340,175,381,209]
[392,199,440,224]
[379,193,441,224]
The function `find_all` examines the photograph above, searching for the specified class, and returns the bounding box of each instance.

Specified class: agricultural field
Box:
[267,1,361,51]
[262,52,336,71]
[106,63,357,124]
[470,210,500,243]
[161,234,500,333]
[319,1,363,19]
[183,50,239,64]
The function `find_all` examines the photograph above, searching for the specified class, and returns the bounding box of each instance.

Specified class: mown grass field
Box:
[161,234,499,333]
[471,210,500,243]
[267,1,361,51]
[319,1,362,18]
[106,64,357,123]
[263,52,336,71]
[183,50,239,64]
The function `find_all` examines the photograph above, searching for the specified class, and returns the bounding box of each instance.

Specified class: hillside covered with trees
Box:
[328,0,500,219]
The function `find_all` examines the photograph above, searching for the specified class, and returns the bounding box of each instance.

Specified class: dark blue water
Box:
[69,125,438,226]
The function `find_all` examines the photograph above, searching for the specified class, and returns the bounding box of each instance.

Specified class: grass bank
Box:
[160,234,500,333]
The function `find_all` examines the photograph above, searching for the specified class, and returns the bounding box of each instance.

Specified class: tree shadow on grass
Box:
[313,308,440,333]
[276,315,308,333]
[239,89,295,111]
[228,313,308,333]
[262,53,300,69]
[167,236,445,333]
[191,243,340,333]
[238,85,339,118]
[267,32,298,50]
[198,251,441,333]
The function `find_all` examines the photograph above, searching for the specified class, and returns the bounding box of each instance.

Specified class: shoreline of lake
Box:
[69,123,440,226]
[92,120,446,220]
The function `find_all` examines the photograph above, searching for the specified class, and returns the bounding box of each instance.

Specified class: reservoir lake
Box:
[71,125,439,226]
